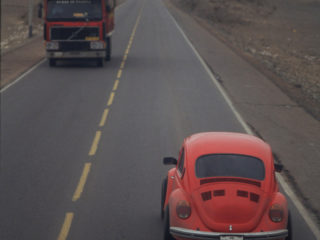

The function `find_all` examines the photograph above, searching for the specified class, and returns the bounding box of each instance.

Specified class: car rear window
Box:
[195,154,265,180]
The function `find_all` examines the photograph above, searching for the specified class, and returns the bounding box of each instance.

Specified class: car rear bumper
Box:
[170,227,288,240]
[47,51,105,59]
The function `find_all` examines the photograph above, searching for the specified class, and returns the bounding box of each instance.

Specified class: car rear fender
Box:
[164,168,176,208]
[252,191,288,232]
[168,188,201,230]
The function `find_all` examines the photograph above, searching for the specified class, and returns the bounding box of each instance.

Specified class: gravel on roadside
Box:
[170,0,320,121]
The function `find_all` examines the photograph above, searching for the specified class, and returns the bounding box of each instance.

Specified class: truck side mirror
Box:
[163,157,177,165]
[38,3,43,18]
[274,163,283,172]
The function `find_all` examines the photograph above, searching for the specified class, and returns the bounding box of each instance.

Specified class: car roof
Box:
[185,132,272,165]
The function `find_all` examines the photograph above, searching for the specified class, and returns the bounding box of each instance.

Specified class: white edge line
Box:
[165,6,320,239]
[277,173,320,239]
[164,8,253,136]
[1,58,46,93]
[116,0,128,9]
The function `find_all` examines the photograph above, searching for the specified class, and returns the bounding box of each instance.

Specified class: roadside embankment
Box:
[1,0,44,88]
[170,0,320,121]
[0,37,45,89]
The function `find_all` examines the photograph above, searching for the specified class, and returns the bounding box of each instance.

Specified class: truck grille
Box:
[59,41,90,51]
[51,27,99,41]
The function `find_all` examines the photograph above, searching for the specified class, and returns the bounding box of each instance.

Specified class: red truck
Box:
[40,0,115,67]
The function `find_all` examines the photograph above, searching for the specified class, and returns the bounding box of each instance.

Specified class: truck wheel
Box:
[163,206,175,240]
[105,37,111,61]
[161,176,168,220]
[49,59,56,67]
[97,58,104,67]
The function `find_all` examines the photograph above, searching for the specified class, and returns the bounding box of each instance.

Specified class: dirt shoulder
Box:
[164,0,320,227]
[0,36,45,89]
[1,0,43,54]
[170,0,320,121]
[1,0,45,88]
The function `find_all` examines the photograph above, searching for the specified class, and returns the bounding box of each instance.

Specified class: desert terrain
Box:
[171,0,320,120]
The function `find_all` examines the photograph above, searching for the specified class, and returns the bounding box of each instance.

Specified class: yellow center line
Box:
[88,131,101,156]
[117,69,123,79]
[113,80,120,91]
[55,3,146,240]
[99,108,110,127]
[72,163,92,202]
[57,212,74,240]
[120,61,125,69]
[107,92,115,106]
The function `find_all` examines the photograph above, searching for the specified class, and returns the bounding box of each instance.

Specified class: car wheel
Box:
[286,211,292,240]
[161,176,168,220]
[164,206,175,240]
[49,59,56,67]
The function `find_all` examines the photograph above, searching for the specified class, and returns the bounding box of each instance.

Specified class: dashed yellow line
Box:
[113,80,120,91]
[57,212,74,240]
[72,163,92,202]
[107,92,115,106]
[56,2,146,240]
[120,61,125,69]
[117,69,123,79]
[99,109,110,127]
[89,131,101,156]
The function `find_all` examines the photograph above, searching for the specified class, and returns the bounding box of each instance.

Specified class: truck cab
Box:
[42,0,115,67]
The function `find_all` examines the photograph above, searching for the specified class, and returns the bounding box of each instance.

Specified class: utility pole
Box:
[28,0,34,38]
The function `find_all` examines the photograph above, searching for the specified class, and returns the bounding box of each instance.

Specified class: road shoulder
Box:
[164,0,320,228]
[1,36,45,89]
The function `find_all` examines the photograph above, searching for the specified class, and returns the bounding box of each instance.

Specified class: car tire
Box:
[164,206,175,240]
[49,59,56,67]
[286,211,292,240]
[161,176,168,220]
[105,37,111,61]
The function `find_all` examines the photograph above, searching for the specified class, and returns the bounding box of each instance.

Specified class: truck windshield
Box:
[47,0,102,21]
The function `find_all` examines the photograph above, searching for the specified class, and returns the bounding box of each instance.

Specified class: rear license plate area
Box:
[220,236,243,240]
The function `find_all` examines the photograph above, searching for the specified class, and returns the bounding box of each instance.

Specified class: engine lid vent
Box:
[213,189,225,197]
[201,191,212,201]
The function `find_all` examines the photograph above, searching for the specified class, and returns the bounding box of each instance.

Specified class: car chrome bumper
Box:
[47,51,105,59]
[170,227,288,240]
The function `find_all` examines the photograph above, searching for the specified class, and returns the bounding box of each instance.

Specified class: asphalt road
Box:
[0,0,318,239]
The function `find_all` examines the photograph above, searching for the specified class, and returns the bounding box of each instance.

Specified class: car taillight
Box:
[176,200,191,219]
[269,204,284,222]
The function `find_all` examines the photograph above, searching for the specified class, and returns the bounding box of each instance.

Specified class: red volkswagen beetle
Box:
[161,132,291,240]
